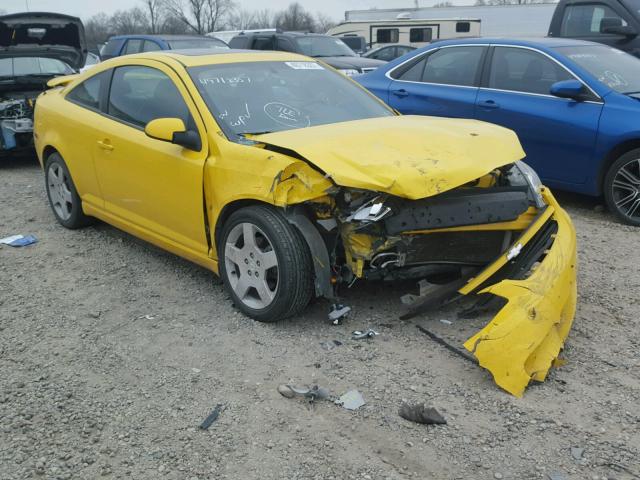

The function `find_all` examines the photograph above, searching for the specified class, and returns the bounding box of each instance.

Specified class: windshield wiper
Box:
[241,131,273,136]
[624,91,640,95]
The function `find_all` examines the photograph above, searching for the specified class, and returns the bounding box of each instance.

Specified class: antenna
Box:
[414,0,419,7]
[25,0,30,11]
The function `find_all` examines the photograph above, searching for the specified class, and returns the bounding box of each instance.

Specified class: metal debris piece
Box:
[336,389,365,410]
[439,319,452,325]
[320,340,342,351]
[398,403,446,425]
[416,324,478,365]
[329,304,351,325]
[277,384,331,402]
[400,277,469,320]
[199,404,223,430]
[351,329,379,340]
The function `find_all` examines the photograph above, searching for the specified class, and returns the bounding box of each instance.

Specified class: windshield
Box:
[189,61,393,136]
[555,45,640,94]
[168,38,228,50]
[293,36,356,57]
[0,57,73,78]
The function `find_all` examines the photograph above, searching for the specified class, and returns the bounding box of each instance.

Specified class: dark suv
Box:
[228,31,385,76]
[549,0,640,56]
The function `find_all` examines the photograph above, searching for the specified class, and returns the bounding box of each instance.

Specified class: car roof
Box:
[121,49,310,67]
[109,34,224,41]
[432,37,603,49]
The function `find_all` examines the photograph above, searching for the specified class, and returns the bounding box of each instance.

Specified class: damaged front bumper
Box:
[460,188,577,397]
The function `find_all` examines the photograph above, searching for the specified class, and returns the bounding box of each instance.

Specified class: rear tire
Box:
[604,149,640,226]
[44,152,94,229]
[219,205,314,322]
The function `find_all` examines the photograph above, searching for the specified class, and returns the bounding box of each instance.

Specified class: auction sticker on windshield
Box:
[285,62,323,70]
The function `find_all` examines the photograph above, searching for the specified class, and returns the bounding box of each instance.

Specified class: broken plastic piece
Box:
[351,329,379,340]
[329,304,351,325]
[0,234,38,247]
[277,384,331,402]
[398,403,447,425]
[336,390,365,410]
[199,404,223,430]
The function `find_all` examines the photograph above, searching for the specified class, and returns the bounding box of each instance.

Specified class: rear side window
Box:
[67,71,107,110]
[107,66,191,128]
[422,46,485,86]
[488,47,574,95]
[142,40,162,52]
[560,3,628,36]
[456,22,471,33]
[376,29,399,44]
[101,39,121,58]
[393,55,428,81]
[124,39,143,55]
[410,28,433,43]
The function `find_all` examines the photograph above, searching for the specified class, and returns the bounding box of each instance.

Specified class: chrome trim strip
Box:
[385,43,602,102]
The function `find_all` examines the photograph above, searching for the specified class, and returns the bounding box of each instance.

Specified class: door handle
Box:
[97,139,114,151]
[478,99,499,110]
[392,89,409,98]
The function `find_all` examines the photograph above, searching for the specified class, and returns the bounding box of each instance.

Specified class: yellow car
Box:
[34,50,577,397]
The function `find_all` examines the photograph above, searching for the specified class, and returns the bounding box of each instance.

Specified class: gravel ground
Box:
[1,156,639,480]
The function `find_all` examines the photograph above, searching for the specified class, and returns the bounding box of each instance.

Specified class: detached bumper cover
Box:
[462,189,577,397]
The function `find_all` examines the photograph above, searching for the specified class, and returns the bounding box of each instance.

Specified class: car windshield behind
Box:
[168,38,228,50]
[294,36,356,57]
[555,45,640,94]
[189,61,393,136]
[0,57,73,78]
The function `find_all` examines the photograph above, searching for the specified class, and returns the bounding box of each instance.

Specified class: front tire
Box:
[219,205,314,322]
[44,152,94,229]
[604,149,640,226]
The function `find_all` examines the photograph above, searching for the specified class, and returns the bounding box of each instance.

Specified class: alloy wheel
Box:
[611,158,640,221]
[224,222,279,310]
[47,163,73,221]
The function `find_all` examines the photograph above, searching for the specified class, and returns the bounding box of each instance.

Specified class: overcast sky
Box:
[2,0,456,22]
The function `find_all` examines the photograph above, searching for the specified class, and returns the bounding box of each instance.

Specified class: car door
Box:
[387,45,486,118]
[92,60,209,256]
[475,46,603,185]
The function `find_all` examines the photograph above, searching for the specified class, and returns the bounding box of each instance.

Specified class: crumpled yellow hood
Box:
[253,115,526,200]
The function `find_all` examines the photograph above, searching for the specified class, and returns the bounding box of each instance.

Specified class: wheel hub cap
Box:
[47,164,73,221]
[612,158,640,220]
[224,223,279,310]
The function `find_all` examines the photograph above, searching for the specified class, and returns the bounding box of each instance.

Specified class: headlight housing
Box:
[515,161,545,208]
[339,68,360,77]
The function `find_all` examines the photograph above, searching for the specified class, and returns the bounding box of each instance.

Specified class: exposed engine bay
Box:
[0,93,36,152]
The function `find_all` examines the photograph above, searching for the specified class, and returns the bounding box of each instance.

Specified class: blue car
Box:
[100,34,228,60]
[357,38,640,226]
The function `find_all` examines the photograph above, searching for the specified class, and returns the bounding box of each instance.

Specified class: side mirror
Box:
[144,117,201,151]
[550,79,585,101]
[601,18,638,37]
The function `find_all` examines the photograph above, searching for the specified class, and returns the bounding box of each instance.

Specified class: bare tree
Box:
[274,3,315,32]
[84,13,114,46]
[111,7,150,35]
[226,9,256,30]
[162,0,236,34]
[253,9,274,29]
[142,0,163,34]
[314,12,336,33]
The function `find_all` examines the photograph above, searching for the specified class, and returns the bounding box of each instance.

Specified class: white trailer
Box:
[327,18,481,50]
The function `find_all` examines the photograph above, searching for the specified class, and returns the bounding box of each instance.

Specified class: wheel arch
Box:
[213,199,334,300]
[598,139,640,195]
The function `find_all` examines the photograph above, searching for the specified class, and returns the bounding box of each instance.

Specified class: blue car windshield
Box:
[189,61,393,136]
[555,45,640,94]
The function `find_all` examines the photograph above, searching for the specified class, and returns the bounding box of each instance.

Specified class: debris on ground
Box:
[351,329,379,340]
[415,324,478,365]
[328,304,351,325]
[439,319,452,325]
[570,447,584,461]
[398,403,447,425]
[199,404,224,430]
[277,384,331,402]
[0,234,38,247]
[547,472,566,480]
[336,390,365,410]
[319,340,342,351]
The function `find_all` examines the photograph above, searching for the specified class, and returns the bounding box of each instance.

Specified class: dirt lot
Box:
[1,156,639,480]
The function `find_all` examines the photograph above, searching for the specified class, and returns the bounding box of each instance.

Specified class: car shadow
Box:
[0,151,40,171]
